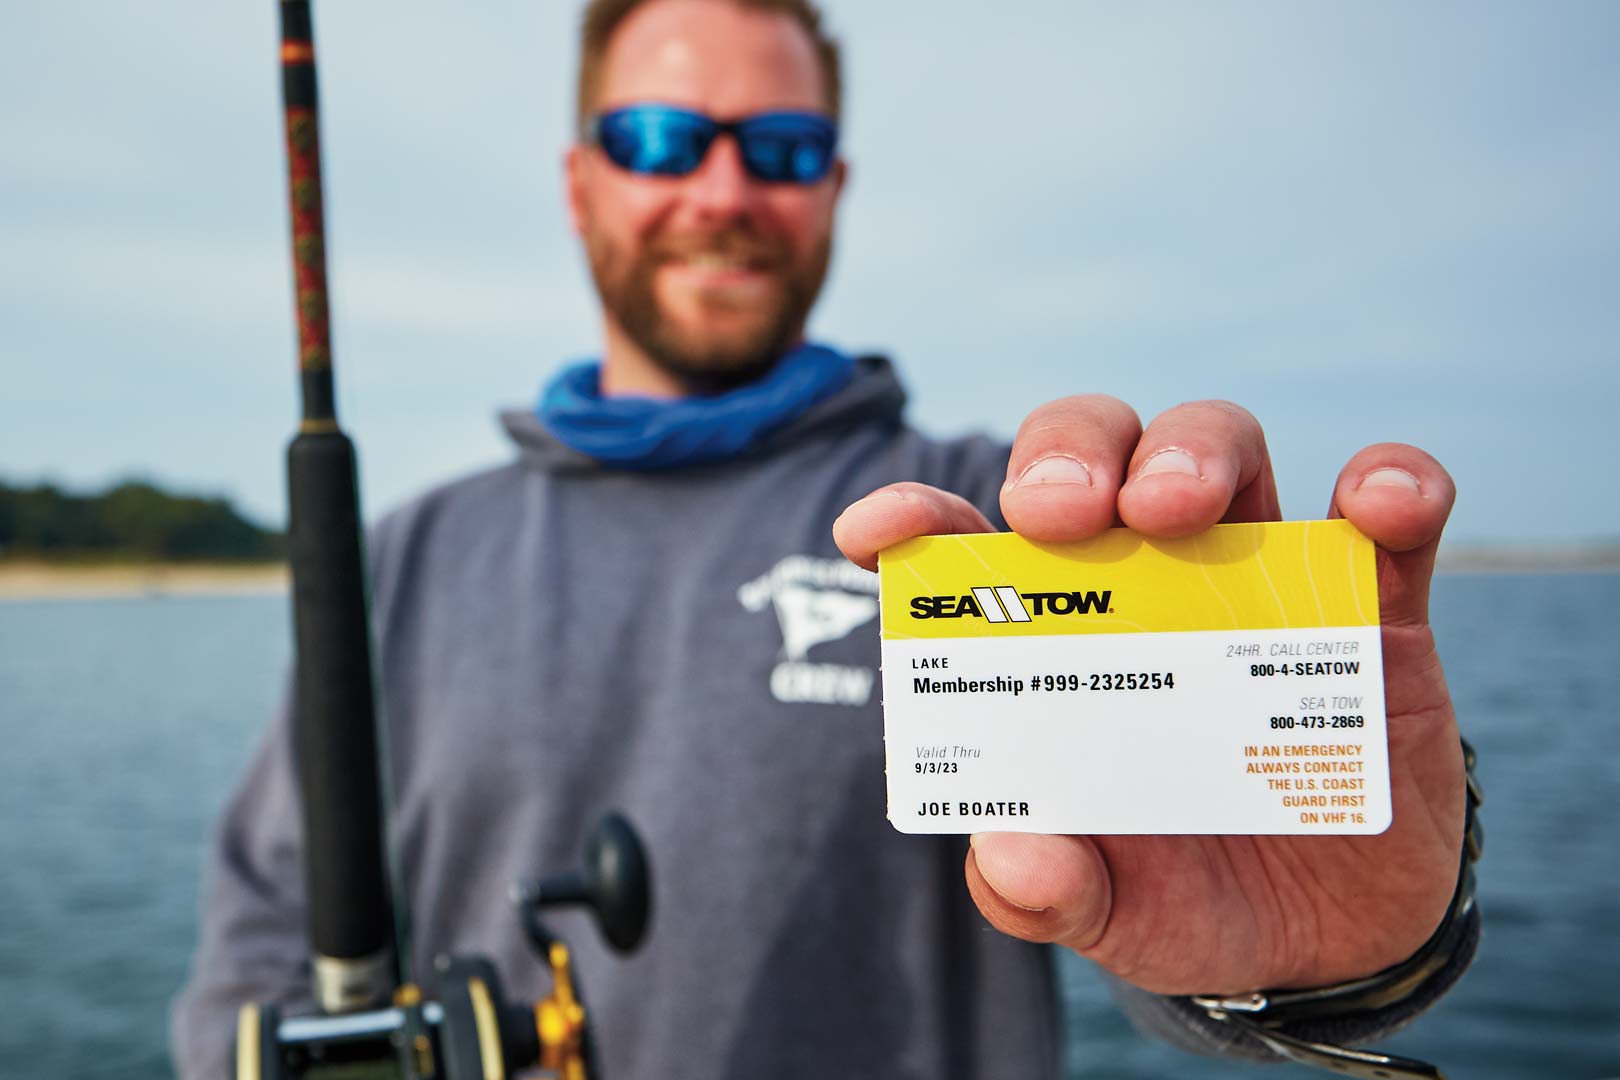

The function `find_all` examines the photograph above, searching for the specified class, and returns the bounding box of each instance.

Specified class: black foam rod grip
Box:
[287,431,395,968]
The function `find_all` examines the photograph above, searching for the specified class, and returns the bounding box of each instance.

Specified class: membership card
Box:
[879,520,1389,835]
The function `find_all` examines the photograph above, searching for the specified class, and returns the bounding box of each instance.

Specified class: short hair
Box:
[576,0,842,127]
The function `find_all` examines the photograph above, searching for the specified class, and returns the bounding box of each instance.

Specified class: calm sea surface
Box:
[1,574,1616,1078]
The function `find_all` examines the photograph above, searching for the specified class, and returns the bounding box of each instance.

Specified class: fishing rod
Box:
[234,4,651,1077]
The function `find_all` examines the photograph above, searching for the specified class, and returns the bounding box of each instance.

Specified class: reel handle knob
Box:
[513,812,651,954]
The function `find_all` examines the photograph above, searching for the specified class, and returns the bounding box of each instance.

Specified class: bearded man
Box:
[174,1,1477,1076]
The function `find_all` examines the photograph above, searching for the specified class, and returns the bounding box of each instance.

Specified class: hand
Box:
[834,396,1464,995]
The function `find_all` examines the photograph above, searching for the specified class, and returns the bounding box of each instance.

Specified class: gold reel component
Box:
[536,943,589,1080]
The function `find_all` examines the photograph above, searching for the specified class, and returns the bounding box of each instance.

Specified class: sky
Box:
[4,0,1618,544]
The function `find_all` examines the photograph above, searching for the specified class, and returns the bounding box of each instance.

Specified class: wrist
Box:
[1186,737,1483,1078]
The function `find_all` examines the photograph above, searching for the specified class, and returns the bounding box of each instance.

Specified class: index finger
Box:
[834,483,996,572]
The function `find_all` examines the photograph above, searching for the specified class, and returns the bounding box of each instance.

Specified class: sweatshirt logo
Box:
[738,555,877,707]
[910,586,1113,621]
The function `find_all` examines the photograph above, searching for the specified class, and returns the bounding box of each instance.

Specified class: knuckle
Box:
[1356,440,1416,461]
[1207,399,1261,430]
[1015,395,1141,446]
[1068,392,1135,417]
[1346,444,1452,488]
[1159,399,1257,429]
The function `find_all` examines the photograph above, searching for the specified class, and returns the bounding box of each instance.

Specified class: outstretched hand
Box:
[834,396,1464,995]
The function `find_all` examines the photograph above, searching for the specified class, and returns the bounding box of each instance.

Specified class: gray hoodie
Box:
[171,357,1471,1078]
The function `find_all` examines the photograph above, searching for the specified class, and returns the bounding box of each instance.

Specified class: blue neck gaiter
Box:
[536,342,855,470]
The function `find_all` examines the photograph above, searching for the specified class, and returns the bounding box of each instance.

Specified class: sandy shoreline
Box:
[0,560,288,601]
[2,547,1613,602]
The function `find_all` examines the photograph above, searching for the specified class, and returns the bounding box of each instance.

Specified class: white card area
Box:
[883,626,1389,834]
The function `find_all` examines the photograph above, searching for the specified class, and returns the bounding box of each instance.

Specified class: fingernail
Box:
[1136,447,1201,480]
[1358,467,1422,495]
[969,833,1051,913]
[1008,454,1093,489]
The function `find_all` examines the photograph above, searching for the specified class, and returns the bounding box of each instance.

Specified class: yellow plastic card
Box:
[878,520,1389,835]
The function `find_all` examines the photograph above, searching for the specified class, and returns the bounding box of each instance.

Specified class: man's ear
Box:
[830,156,849,202]
[564,144,589,237]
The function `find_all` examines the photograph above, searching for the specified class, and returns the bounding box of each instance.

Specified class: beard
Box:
[583,221,832,392]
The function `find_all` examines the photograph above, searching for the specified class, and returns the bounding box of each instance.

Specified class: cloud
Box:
[4,0,1617,539]
[336,253,593,341]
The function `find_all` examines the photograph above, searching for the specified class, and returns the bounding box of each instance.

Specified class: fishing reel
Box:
[235,813,650,1080]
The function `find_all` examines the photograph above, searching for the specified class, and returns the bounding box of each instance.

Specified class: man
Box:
[174,0,1476,1076]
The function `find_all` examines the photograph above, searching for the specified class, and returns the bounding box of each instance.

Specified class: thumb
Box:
[1328,444,1456,628]
[964,833,1112,950]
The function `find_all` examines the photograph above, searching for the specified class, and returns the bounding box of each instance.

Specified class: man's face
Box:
[568,0,845,389]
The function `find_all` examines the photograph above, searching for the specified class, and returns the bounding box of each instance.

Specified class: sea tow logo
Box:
[738,555,877,707]
[909,586,1113,622]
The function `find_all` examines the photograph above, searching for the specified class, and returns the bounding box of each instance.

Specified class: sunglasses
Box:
[586,104,839,184]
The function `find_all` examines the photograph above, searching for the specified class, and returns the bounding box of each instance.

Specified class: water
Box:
[1,575,1616,1078]
[1057,573,1620,1078]
[0,596,289,1077]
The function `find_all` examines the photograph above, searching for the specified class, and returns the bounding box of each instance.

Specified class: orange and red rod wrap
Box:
[280,1,335,423]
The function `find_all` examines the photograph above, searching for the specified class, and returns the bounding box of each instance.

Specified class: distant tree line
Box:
[0,479,284,561]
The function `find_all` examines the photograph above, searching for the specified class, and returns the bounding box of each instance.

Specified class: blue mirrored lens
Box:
[595,106,715,176]
[736,112,837,182]
[593,107,837,183]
